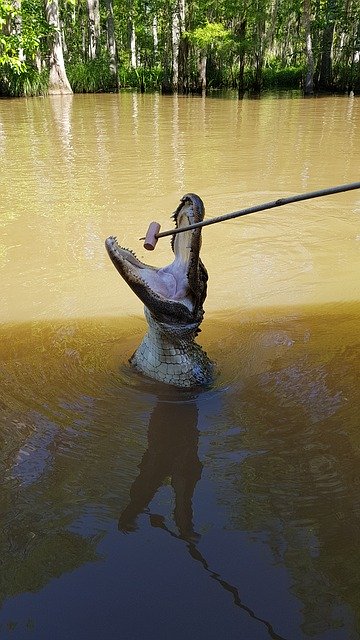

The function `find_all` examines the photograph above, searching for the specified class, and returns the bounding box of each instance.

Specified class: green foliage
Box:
[0,0,23,72]
[0,0,49,96]
[119,65,163,91]
[0,65,48,95]
[21,0,49,58]
[187,21,231,50]
[262,65,304,89]
[333,60,360,91]
[1,0,360,97]
[0,0,15,30]
[66,57,117,92]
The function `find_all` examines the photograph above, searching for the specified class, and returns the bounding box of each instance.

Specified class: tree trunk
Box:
[172,4,180,90]
[161,16,172,93]
[178,0,186,91]
[318,22,335,90]
[130,20,137,68]
[348,22,360,94]
[235,19,247,99]
[12,0,24,61]
[251,18,265,94]
[198,51,206,94]
[152,14,158,63]
[253,52,263,93]
[61,19,67,55]
[45,0,72,94]
[303,0,314,94]
[87,0,100,60]
[171,0,187,91]
[238,52,245,98]
[35,50,42,72]
[354,23,360,64]
[267,0,279,53]
[105,0,118,79]
[82,16,86,58]
[318,0,337,91]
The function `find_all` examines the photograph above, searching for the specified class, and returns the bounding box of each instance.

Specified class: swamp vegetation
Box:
[0,0,359,97]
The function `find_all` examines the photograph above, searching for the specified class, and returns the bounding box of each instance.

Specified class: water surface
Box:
[0,93,360,639]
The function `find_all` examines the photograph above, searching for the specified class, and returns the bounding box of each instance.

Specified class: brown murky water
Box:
[0,93,360,639]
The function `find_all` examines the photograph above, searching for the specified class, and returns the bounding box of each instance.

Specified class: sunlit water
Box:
[0,92,360,639]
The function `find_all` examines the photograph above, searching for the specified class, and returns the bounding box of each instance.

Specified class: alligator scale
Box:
[105,193,213,388]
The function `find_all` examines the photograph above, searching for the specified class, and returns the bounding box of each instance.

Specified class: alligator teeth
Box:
[122,246,137,257]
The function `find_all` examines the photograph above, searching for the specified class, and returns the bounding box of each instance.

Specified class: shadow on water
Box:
[119,395,287,640]
[118,396,202,539]
[0,304,360,639]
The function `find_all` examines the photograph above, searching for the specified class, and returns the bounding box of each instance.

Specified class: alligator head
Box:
[105,193,213,388]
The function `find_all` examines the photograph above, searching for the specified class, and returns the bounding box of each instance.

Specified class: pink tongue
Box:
[156,271,177,297]
[144,269,177,298]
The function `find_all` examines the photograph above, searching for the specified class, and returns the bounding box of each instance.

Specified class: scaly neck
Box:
[130,309,213,388]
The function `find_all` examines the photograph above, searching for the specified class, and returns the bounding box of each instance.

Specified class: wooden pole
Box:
[148,182,360,241]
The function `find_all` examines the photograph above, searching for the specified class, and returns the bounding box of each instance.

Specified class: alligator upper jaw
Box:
[105,193,207,326]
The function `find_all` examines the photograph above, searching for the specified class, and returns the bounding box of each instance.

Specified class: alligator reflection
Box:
[119,394,287,640]
[119,398,201,538]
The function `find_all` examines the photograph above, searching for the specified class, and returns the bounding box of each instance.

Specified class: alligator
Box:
[105,193,214,388]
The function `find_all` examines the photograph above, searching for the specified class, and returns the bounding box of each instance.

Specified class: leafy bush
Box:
[333,61,360,92]
[262,66,303,89]
[0,0,49,96]
[0,64,48,96]
[118,65,163,91]
[66,57,117,93]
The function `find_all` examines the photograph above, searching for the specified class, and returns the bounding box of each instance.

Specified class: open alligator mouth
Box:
[105,193,208,326]
[105,193,213,387]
